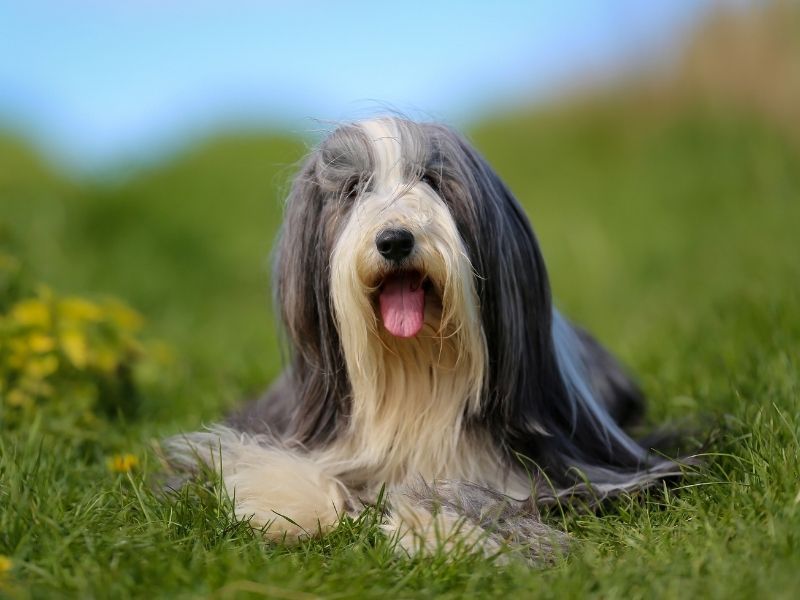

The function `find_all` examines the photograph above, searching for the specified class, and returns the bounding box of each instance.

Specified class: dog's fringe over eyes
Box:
[165,116,691,562]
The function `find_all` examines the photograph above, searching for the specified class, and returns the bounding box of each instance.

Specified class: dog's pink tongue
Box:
[379,272,425,338]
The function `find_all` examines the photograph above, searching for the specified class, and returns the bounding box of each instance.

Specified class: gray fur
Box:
[396,479,570,563]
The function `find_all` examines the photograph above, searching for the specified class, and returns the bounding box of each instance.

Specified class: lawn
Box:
[1,99,799,598]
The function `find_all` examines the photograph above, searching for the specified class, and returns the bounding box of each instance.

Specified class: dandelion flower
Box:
[107,453,139,473]
[28,333,56,353]
[11,298,51,328]
[60,330,89,369]
[24,355,59,380]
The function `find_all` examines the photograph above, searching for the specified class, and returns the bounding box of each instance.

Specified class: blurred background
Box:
[1,0,798,428]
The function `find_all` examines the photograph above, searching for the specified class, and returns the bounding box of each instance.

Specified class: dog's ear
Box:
[446,135,560,431]
[274,155,349,442]
[442,129,654,478]
[275,157,325,356]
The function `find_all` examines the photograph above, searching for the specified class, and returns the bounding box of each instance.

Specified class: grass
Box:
[1,100,799,598]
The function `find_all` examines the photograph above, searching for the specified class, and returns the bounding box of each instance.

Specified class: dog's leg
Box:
[223,448,349,541]
[166,427,350,542]
[384,480,569,563]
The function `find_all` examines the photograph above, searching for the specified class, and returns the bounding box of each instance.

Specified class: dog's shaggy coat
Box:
[168,117,682,559]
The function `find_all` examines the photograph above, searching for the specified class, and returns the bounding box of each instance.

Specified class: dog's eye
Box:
[342,176,361,200]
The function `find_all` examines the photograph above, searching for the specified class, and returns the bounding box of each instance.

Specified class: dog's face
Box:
[277,116,557,439]
[279,118,502,366]
[326,119,482,348]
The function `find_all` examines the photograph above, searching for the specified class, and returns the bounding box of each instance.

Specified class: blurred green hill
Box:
[1,1,799,425]
[2,100,798,423]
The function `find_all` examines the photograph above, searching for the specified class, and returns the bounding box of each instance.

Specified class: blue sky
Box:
[0,0,724,173]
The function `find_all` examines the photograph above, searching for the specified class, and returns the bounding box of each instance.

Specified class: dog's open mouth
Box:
[377,270,428,338]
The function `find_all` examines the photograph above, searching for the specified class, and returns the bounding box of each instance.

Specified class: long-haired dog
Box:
[168,116,684,560]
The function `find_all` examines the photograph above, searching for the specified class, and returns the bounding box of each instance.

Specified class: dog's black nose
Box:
[376,228,415,262]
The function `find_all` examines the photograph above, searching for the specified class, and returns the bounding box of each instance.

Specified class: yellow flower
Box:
[61,330,88,369]
[28,333,56,353]
[11,299,50,328]
[58,297,103,323]
[24,355,58,380]
[107,453,139,473]
[0,554,12,575]
[5,389,31,408]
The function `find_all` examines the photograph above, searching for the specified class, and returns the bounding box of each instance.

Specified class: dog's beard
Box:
[327,177,490,484]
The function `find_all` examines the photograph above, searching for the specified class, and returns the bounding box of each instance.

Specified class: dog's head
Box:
[275,117,556,436]
[328,118,478,344]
